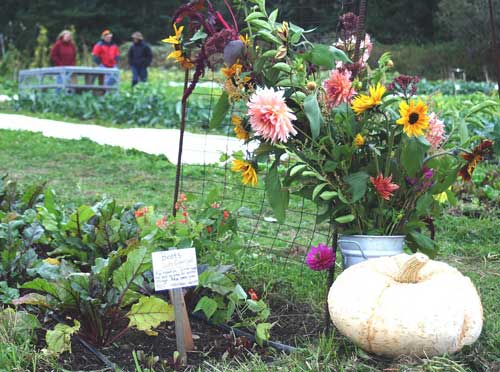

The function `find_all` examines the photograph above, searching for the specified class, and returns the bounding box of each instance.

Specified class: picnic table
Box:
[18,66,120,95]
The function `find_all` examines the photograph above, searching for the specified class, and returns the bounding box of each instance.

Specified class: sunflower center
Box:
[409,112,420,125]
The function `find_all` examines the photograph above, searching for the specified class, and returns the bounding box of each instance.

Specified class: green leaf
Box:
[46,320,80,355]
[305,44,352,69]
[344,172,370,203]
[194,296,219,319]
[21,278,59,299]
[303,94,322,140]
[233,284,248,301]
[334,214,355,224]
[255,322,272,346]
[400,137,429,177]
[0,281,20,303]
[407,231,438,257]
[245,12,266,22]
[64,205,95,232]
[257,30,282,45]
[0,308,41,342]
[250,19,273,31]
[319,191,338,201]
[290,164,308,177]
[253,0,267,14]
[209,92,230,129]
[312,183,328,201]
[265,162,289,223]
[268,9,278,24]
[189,29,207,42]
[272,62,292,73]
[113,246,151,296]
[126,296,174,332]
[198,270,234,295]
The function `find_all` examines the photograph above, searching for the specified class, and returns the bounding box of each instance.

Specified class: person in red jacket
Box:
[50,30,76,66]
[92,30,120,68]
[92,30,120,86]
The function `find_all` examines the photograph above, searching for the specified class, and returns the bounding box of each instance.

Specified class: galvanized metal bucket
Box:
[338,235,406,269]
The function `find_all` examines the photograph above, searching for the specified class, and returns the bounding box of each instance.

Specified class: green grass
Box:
[1,129,499,371]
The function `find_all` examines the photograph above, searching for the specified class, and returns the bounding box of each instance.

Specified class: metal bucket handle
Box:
[338,239,368,267]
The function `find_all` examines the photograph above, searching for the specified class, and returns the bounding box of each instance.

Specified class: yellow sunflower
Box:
[232,159,258,186]
[351,83,386,115]
[396,99,429,137]
[232,115,249,140]
[353,133,365,148]
[162,24,184,45]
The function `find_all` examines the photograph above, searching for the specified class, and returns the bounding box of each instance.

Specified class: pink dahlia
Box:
[247,88,297,144]
[426,112,446,149]
[323,69,356,109]
[306,243,336,271]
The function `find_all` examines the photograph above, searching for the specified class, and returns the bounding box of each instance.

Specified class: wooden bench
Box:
[19,66,120,95]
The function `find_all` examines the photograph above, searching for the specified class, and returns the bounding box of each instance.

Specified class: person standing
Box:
[50,30,76,66]
[128,32,152,86]
[92,29,120,85]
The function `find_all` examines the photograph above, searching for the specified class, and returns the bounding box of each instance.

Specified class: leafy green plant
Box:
[17,244,174,346]
[194,266,272,346]
[38,197,140,268]
[0,176,46,300]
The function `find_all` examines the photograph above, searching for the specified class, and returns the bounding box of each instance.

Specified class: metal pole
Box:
[488,0,500,97]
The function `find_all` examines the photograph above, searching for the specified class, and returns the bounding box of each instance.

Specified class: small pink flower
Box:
[247,88,297,144]
[426,112,446,149]
[211,202,221,209]
[323,69,356,109]
[370,173,400,200]
[306,243,335,271]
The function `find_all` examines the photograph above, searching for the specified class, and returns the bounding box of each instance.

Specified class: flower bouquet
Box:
[207,2,494,256]
[162,0,493,256]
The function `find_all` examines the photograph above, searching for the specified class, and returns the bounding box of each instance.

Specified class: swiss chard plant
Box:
[0,176,46,302]
[16,243,174,346]
[38,197,140,269]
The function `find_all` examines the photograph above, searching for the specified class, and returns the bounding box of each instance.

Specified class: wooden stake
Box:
[169,68,194,364]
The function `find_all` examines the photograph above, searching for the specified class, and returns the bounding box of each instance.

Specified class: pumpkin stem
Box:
[396,253,429,283]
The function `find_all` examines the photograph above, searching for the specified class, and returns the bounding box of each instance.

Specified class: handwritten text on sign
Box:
[152,248,198,291]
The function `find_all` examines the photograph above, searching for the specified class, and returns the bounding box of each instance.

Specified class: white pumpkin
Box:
[328,253,483,358]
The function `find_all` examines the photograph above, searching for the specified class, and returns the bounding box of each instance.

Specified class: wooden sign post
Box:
[168,68,194,364]
[152,249,197,365]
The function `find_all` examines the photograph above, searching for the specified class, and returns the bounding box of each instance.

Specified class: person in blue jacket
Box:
[128,32,153,86]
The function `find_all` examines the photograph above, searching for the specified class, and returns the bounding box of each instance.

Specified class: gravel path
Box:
[0,113,245,165]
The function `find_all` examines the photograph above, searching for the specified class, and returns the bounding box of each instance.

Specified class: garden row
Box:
[0,174,286,370]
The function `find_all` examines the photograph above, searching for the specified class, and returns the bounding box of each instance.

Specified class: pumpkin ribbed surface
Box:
[328,253,483,358]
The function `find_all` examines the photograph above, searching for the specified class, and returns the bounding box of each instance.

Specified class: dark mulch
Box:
[54,301,322,372]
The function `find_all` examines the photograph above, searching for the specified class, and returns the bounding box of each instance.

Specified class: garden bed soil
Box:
[57,301,322,371]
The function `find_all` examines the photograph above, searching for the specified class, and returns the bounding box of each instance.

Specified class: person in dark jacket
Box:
[50,30,76,66]
[128,31,153,86]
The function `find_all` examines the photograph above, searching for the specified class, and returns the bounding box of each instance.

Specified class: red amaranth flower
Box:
[306,244,335,271]
[223,210,230,220]
[370,173,400,200]
[206,226,213,233]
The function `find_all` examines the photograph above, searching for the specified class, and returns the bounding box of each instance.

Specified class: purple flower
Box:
[306,244,335,271]
[423,167,434,179]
